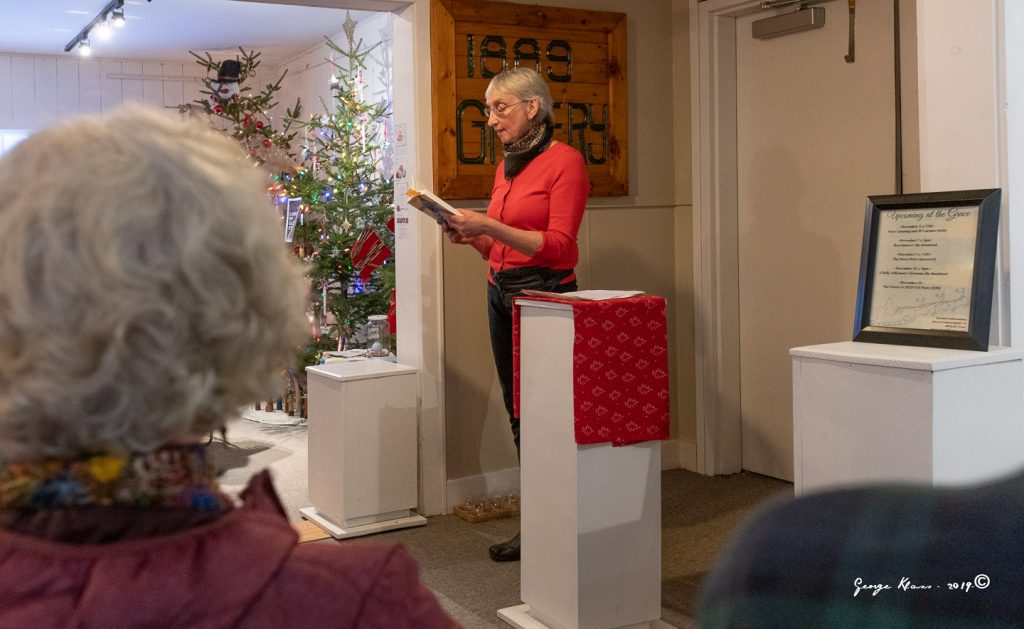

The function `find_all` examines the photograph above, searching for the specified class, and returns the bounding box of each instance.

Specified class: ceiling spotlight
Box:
[94,17,113,40]
[79,37,92,57]
[112,8,126,27]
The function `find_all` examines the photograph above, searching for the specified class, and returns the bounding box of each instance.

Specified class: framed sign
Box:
[853,188,1001,351]
[430,0,627,199]
[284,197,302,243]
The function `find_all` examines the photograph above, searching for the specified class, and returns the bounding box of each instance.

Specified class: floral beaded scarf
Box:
[503,119,555,179]
[0,444,232,513]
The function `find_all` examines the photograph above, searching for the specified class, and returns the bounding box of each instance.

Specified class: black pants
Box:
[487,278,577,456]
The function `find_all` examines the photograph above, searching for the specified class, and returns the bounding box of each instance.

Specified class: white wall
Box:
[1006,0,1024,347]
[393,1,448,514]
[914,0,1017,347]
[0,53,214,129]
[916,2,1001,192]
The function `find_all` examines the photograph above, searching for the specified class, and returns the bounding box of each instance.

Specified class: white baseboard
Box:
[660,439,680,471]
[445,466,521,513]
[659,437,698,471]
[675,436,698,471]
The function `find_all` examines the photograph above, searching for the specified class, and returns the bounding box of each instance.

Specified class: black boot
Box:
[489,532,521,562]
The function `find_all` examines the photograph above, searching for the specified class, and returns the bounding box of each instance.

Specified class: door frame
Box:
[689,0,765,475]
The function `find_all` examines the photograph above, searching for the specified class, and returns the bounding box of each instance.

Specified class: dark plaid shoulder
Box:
[698,471,1024,629]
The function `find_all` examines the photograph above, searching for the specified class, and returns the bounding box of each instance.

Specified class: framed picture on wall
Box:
[852,188,1001,351]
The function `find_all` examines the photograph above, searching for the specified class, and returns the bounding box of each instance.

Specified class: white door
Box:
[733,2,899,480]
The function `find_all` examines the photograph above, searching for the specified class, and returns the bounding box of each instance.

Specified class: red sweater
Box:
[482,141,589,276]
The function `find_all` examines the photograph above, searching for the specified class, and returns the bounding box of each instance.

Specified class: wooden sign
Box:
[430,0,628,199]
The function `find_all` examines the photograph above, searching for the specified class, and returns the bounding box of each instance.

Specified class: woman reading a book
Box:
[446,67,590,563]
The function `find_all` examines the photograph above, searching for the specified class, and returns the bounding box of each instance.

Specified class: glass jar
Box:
[366,314,390,357]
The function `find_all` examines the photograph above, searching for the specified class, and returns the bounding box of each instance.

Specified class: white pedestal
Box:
[301,360,426,538]
[791,341,1024,496]
[499,300,671,629]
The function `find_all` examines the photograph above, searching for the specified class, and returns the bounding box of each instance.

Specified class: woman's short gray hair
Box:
[485,67,555,125]
[0,105,308,460]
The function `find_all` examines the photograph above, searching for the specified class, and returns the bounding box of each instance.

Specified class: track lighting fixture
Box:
[64,0,139,55]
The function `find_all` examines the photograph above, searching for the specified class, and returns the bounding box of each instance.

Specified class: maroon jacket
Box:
[0,471,459,629]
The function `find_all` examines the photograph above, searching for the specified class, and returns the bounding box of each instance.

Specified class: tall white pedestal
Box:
[299,360,427,538]
[499,300,671,629]
[791,341,1024,496]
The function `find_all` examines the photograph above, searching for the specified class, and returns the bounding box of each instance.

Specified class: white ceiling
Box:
[0,0,379,63]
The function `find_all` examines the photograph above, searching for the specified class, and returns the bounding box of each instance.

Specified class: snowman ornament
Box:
[209,59,241,106]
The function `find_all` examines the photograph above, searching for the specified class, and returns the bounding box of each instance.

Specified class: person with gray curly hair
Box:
[446,67,590,562]
[0,106,457,629]
[0,107,307,461]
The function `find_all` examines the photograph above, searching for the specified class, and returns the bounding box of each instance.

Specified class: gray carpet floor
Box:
[209,416,792,628]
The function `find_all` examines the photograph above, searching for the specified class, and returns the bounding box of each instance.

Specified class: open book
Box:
[406,187,461,227]
[519,289,646,301]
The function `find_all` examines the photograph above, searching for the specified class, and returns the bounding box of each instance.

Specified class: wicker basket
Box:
[453,496,520,523]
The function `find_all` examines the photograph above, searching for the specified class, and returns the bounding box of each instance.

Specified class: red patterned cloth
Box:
[513,295,670,446]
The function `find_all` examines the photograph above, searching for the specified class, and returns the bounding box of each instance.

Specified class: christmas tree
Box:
[288,13,396,365]
[183,13,395,368]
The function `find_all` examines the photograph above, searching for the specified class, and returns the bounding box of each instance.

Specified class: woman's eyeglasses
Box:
[484,100,531,118]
